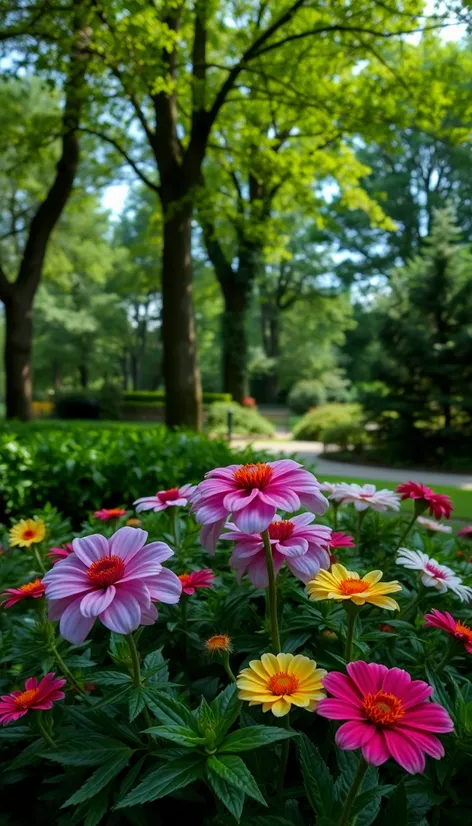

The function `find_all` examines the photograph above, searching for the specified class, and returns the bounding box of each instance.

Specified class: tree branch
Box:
[79,127,160,192]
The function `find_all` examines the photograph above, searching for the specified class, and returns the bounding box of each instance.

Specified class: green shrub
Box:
[206,402,275,436]
[123,391,232,404]
[0,422,268,524]
[293,403,366,445]
[287,380,327,413]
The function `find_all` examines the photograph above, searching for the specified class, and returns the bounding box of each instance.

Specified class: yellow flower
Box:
[236,652,326,717]
[307,563,401,611]
[205,634,232,653]
[9,518,46,549]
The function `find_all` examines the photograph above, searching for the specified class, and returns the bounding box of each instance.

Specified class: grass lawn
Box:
[322,474,472,521]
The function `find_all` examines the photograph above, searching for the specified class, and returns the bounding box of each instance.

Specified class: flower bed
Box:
[1,466,472,825]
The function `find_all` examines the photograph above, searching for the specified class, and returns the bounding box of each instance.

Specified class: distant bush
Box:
[288,380,327,413]
[207,402,275,436]
[293,403,367,446]
[123,391,232,404]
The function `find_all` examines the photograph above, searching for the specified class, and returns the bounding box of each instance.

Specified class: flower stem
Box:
[344,605,358,662]
[33,546,46,574]
[436,637,456,673]
[337,756,369,826]
[277,714,290,793]
[332,503,338,530]
[396,513,418,552]
[126,633,153,728]
[221,652,236,683]
[35,712,56,749]
[49,641,88,699]
[261,528,281,654]
[355,511,366,550]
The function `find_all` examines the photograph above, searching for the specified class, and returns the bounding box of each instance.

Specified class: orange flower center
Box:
[363,691,404,726]
[19,579,43,595]
[106,508,125,518]
[339,578,370,595]
[268,521,295,542]
[87,555,125,588]
[158,488,181,503]
[268,671,299,696]
[233,463,273,491]
[206,634,231,651]
[15,688,40,709]
[22,529,36,540]
[455,622,472,643]
[178,574,192,587]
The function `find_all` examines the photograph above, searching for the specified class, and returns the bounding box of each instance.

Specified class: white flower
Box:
[416,516,452,534]
[396,548,472,601]
[320,482,345,499]
[332,483,401,513]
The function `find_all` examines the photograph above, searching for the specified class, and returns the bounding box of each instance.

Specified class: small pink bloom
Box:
[221,513,331,587]
[397,482,453,520]
[1,579,45,608]
[134,484,195,513]
[458,526,472,540]
[0,673,66,725]
[93,508,127,521]
[43,527,182,643]
[193,460,328,552]
[317,661,453,774]
[329,532,355,550]
[178,569,215,595]
[425,608,472,654]
[47,543,74,562]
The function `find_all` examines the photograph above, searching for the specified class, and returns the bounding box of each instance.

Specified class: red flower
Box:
[379,623,395,633]
[1,579,45,608]
[425,609,472,654]
[47,543,73,562]
[458,526,472,540]
[93,508,127,521]
[329,531,355,549]
[397,482,453,520]
[178,569,216,595]
[0,673,66,725]
[242,396,257,408]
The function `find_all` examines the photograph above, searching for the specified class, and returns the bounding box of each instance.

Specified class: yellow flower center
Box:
[14,688,40,709]
[339,578,370,595]
[363,691,404,726]
[267,671,299,696]
[233,463,273,491]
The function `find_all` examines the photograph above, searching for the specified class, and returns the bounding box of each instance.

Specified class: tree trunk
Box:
[161,202,202,429]
[259,299,280,403]
[221,280,250,404]
[4,295,33,420]
[78,362,88,389]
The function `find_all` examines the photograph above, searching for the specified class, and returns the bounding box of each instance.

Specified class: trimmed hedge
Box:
[122,391,232,404]
[207,402,275,436]
[293,403,367,447]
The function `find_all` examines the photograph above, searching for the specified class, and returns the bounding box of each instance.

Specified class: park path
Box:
[231,435,472,490]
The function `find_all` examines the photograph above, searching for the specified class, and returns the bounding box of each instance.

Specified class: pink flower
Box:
[178,569,215,595]
[329,532,355,550]
[396,549,472,601]
[424,608,472,653]
[42,527,182,644]
[47,543,73,562]
[333,483,400,512]
[134,484,196,513]
[221,513,331,587]
[93,508,127,521]
[458,526,472,540]
[1,578,45,608]
[317,661,453,774]
[193,460,328,552]
[397,482,453,520]
[0,673,66,725]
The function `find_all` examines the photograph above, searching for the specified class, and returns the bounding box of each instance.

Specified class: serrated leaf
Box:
[92,671,132,687]
[297,734,335,818]
[352,785,396,816]
[207,755,267,807]
[211,684,242,740]
[145,725,205,747]
[115,753,205,808]
[207,765,245,821]
[118,756,147,799]
[219,725,296,753]
[83,788,109,826]
[63,752,131,807]
[128,687,146,722]
[10,738,44,769]
[142,688,199,731]
[43,736,133,767]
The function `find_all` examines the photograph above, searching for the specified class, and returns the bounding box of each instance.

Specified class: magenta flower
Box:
[134,484,196,513]
[47,543,74,562]
[193,460,328,551]
[221,513,331,587]
[424,608,472,653]
[43,527,182,643]
[1,578,45,608]
[0,673,66,725]
[93,508,127,521]
[329,532,355,550]
[458,525,472,540]
[178,569,215,595]
[317,661,453,774]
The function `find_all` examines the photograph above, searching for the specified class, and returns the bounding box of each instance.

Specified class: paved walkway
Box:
[232,437,472,490]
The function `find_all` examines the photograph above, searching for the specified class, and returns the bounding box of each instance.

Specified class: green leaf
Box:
[219,725,296,753]
[376,781,408,826]
[143,648,169,683]
[83,788,109,826]
[352,785,396,816]
[207,765,245,821]
[129,687,146,722]
[297,734,335,818]
[206,755,267,807]
[10,739,44,769]
[118,756,147,799]
[145,725,206,747]
[142,688,199,731]
[43,736,133,766]
[212,684,242,740]
[115,753,205,808]
[91,671,132,687]
[425,664,454,715]
[63,752,131,807]
[199,696,216,732]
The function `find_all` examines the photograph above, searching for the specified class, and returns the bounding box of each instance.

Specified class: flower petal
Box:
[362,730,390,766]
[59,597,96,644]
[347,661,388,696]
[80,587,116,618]
[72,534,109,567]
[147,569,182,604]
[316,699,365,720]
[109,527,148,562]
[336,720,375,750]
[232,497,275,533]
[322,672,363,706]
[99,592,142,635]
[383,728,425,774]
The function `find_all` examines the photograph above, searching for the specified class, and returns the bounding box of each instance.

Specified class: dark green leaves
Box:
[145,725,206,747]
[297,734,335,819]
[219,726,296,753]
[207,755,267,807]
[43,736,134,767]
[116,753,205,808]
[207,767,245,821]
[62,752,131,807]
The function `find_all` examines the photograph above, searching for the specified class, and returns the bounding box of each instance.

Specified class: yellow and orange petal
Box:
[306,564,401,611]
[9,518,46,548]
[236,652,326,717]
[205,634,232,653]
[126,518,142,527]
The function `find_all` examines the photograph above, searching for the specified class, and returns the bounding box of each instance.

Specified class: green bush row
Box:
[122,391,232,404]
[206,402,276,436]
[293,403,368,448]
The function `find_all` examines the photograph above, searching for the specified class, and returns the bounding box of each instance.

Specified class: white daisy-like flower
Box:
[416,516,453,534]
[396,548,472,601]
[332,483,401,513]
[320,482,346,499]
